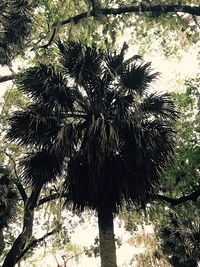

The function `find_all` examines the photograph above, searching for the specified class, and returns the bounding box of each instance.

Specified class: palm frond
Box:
[120,61,158,94]
[139,93,178,120]
[105,42,128,79]
[57,40,102,86]
[113,94,134,117]
[52,123,79,158]
[16,64,75,112]
[7,104,59,147]
[65,154,125,212]
[120,119,175,203]
[20,150,64,186]
[81,117,119,169]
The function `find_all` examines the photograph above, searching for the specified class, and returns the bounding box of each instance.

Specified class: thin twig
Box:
[192,14,200,29]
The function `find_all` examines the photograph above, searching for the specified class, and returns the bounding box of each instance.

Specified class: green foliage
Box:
[160,81,200,197]
[154,78,200,266]
[1,0,200,67]
[0,167,18,231]
[0,0,37,66]
[159,205,200,267]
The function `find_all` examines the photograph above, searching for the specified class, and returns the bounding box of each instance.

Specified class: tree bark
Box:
[98,205,117,267]
[2,184,42,267]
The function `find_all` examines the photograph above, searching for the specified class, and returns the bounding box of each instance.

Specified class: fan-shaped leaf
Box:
[120,119,175,203]
[21,151,64,186]
[120,61,158,93]
[139,93,178,120]
[57,40,102,87]
[105,42,128,79]
[7,104,59,147]
[16,64,75,112]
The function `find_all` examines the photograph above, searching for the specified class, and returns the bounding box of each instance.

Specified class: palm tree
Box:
[7,41,176,267]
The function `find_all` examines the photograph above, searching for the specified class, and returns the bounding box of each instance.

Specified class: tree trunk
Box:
[2,184,42,267]
[98,205,117,267]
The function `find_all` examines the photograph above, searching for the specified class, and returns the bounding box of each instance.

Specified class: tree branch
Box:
[17,227,59,262]
[37,4,200,49]
[0,74,18,84]
[4,153,27,203]
[39,186,200,208]
[192,14,200,29]
[61,4,200,26]
[2,184,43,267]
[0,164,27,203]
[38,192,67,206]
[153,186,200,206]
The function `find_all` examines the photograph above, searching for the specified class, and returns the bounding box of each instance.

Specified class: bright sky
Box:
[147,49,200,93]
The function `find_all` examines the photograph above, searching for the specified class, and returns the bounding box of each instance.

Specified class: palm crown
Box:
[7,41,176,212]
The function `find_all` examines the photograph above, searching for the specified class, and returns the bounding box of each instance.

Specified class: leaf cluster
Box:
[0,167,18,231]
[0,0,37,66]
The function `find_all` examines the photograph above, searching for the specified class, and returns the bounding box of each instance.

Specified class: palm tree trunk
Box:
[2,184,42,267]
[98,204,117,267]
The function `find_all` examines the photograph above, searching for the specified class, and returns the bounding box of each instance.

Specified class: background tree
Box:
[126,80,200,267]
[0,0,36,66]
[0,0,200,73]
[155,80,200,267]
